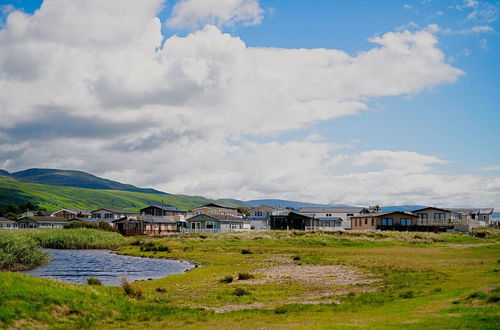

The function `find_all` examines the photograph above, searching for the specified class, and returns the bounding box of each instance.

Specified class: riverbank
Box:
[1,229,499,328]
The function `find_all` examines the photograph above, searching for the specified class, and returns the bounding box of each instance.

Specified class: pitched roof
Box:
[140,205,185,212]
[412,206,456,213]
[0,217,15,223]
[18,216,69,223]
[187,214,246,222]
[91,208,138,214]
[299,207,367,213]
[191,203,238,210]
[52,209,91,215]
[351,211,417,218]
[249,205,278,211]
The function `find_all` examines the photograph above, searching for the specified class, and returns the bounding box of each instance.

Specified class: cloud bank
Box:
[0,0,498,208]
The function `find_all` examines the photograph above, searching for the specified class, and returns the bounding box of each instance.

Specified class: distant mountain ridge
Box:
[2,168,167,195]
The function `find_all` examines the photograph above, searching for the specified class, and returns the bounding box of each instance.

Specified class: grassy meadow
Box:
[0,229,499,328]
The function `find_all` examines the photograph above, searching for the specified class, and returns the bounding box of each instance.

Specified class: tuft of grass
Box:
[139,241,171,252]
[219,275,233,284]
[121,277,142,299]
[87,277,102,286]
[237,272,254,280]
[233,287,250,297]
[15,229,128,249]
[155,287,167,293]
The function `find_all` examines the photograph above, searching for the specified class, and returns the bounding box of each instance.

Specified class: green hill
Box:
[5,168,166,194]
[0,176,223,212]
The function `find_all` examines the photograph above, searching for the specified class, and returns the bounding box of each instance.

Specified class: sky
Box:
[0,0,499,208]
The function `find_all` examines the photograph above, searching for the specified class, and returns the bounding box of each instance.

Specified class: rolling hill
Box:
[2,168,165,194]
[0,175,223,212]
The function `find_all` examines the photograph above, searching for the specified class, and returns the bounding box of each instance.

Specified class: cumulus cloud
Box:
[167,0,263,30]
[0,0,497,209]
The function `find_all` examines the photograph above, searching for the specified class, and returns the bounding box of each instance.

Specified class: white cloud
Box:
[481,165,500,171]
[443,25,494,34]
[0,0,497,209]
[167,0,263,30]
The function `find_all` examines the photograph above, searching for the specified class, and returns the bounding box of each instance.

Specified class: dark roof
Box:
[299,207,367,213]
[351,211,417,218]
[91,208,138,214]
[412,206,456,213]
[316,217,342,221]
[18,216,69,223]
[0,217,15,223]
[446,208,494,215]
[187,214,246,222]
[192,203,238,210]
[140,205,185,212]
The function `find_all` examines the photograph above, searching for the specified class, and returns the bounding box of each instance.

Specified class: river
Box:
[22,249,195,286]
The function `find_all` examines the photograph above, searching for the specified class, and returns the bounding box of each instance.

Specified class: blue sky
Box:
[0,0,499,207]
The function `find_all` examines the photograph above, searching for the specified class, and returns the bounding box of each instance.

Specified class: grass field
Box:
[0,176,222,211]
[0,230,499,329]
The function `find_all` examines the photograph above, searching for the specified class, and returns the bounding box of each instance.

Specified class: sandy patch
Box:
[209,258,379,313]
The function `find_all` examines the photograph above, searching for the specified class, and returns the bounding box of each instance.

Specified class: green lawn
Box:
[0,230,499,329]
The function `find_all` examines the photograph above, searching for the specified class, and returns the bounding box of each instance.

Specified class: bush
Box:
[233,287,250,296]
[0,234,50,271]
[292,256,301,261]
[240,249,253,255]
[121,277,142,299]
[399,291,415,299]
[220,275,233,283]
[87,277,102,286]
[237,272,254,280]
[139,241,171,252]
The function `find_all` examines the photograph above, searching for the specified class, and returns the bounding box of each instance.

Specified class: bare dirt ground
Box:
[210,257,380,313]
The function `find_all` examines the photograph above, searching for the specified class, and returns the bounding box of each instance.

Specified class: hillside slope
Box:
[0,176,217,211]
[6,168,165,194]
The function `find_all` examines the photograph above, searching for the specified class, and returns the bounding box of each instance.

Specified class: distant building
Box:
[112,217,177,236]
[411,207,460,226]
[51,209,91,220]
[247,205,279,230]
[299,207,370,230]
[351,211,419,231]
[0,217,18,229]
[446,208,494,224]
[185,214,249,233]
[90,208,139,222]
[140,205,187,221]
[17,216,69,229]
[189,203,240,218]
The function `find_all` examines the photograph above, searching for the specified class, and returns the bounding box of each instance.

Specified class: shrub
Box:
[87,277,102,286]
[121,277,142,299]
[240,249,253,255]
[292,256,301,261]
[467,291,486,299]
[0,234,50,271]
[139,241,171,252]
[233,287,250,296]
[237,272,254,280]
[220,275,233,283]
[399,291,415,299]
